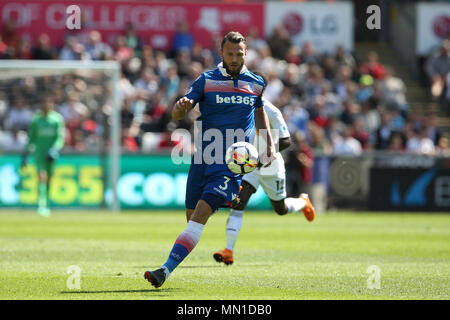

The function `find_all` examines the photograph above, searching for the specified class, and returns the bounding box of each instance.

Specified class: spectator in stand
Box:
[255,43,277,73]
[59,36,85,60]
[246,26,268,52]
[406,126,435,155]
[356,74,374,104]
[0,92,8,127]
[350,117,371,150]
[360,51,386,80]
[267,25,291,61]
[373,112,394,150]
[300,42,321,65]
[425,40,450,100]
[0,35,7,58]
[284,45,301,65]
[387,131,406,153]
[85,30,113,61]
[303,63,327,103]
[444,72,450,113]
[162,63,181,103]
[308,95,330,128]
[175,48,192,78]
[285,131,314,197]
[121,97,135,129]
[124,23,143,57]
[360,101,380,134]
[334,45,356,70]
[0,125,27,152]
[320,82,343,118]
[158,121,181,150]
[308,121,332,155]
[424,113,442,146]
[58,91,89,146]
[32,34,57,60]
[1,19,19,54]
[281,64,303,98]
[4,96,33,131]
[16,38,32,59]
[283,98,309,134]
[114,34,134,63]
[171,20,194,56]
[339,99,357,126]
[435,137,450,156]
[264,68,284,102]
[380,66,408,114]
[321,55,337,81]
[333,65,353,101]
[333,125,362,155]
[134,67,160,100]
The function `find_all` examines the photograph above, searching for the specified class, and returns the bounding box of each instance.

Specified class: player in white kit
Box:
[213,98,316,265]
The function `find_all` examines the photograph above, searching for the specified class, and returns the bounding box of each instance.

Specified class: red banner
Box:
[0,1,264,51]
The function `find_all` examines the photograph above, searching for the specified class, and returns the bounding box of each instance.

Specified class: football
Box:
[225,141,259,175]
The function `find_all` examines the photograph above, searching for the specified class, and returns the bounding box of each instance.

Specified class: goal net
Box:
[0,60,121,211]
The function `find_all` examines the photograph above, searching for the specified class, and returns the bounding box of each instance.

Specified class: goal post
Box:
[0,60,121,212]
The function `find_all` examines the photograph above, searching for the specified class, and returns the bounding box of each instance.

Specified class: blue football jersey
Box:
[186,63,265,162]
[183,63,265,210]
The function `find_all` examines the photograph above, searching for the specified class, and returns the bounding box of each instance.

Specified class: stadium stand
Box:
[0,15,449,159]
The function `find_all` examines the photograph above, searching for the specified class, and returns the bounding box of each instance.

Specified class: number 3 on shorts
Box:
[218,176,230,190]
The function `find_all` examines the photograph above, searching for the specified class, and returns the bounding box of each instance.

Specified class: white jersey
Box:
[254,98,290,176]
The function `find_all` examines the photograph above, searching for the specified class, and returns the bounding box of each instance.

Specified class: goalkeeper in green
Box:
[22,96,65,217]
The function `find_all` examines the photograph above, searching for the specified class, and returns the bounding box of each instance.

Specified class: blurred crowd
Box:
[0,19,449,164]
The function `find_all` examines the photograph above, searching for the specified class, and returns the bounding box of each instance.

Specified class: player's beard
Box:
[222,60,243,77]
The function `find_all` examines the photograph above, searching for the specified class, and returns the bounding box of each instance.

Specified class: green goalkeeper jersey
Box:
[26,110,65,161]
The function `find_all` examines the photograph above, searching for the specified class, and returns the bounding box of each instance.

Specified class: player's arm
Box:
[172,97,194,121]
[21,118,37,167]
[172,74,204,121]
[278,137,291,152]
[254,107,275,167]
[47,115,65,162]
[266,99,291,152]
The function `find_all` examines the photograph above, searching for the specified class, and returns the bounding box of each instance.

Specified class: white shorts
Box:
[243,169,287,201]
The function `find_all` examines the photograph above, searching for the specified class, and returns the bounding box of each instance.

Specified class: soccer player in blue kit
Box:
[144,31,275,288]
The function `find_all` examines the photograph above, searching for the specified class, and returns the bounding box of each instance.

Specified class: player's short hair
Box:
[221,31,246,49]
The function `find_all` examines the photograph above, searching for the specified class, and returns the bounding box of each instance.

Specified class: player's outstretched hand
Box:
[173,97,194,120]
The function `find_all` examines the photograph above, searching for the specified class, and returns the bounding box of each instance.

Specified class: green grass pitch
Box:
[0,210,449,300]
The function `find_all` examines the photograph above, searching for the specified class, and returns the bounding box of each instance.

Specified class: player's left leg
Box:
[145,197,219,288]
[260,173,316,221]
[145,174,239,288]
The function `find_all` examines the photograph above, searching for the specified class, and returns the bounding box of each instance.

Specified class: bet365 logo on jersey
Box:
[216,95,255,106]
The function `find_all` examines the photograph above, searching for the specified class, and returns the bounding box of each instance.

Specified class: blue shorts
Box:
[185,161,242,211]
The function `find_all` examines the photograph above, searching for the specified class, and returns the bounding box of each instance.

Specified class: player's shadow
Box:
[132,265,225,269]
[60,288,178,295]
[134,264,267,269]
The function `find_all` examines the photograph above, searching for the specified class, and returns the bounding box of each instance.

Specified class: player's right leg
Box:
[36,158,51,217]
